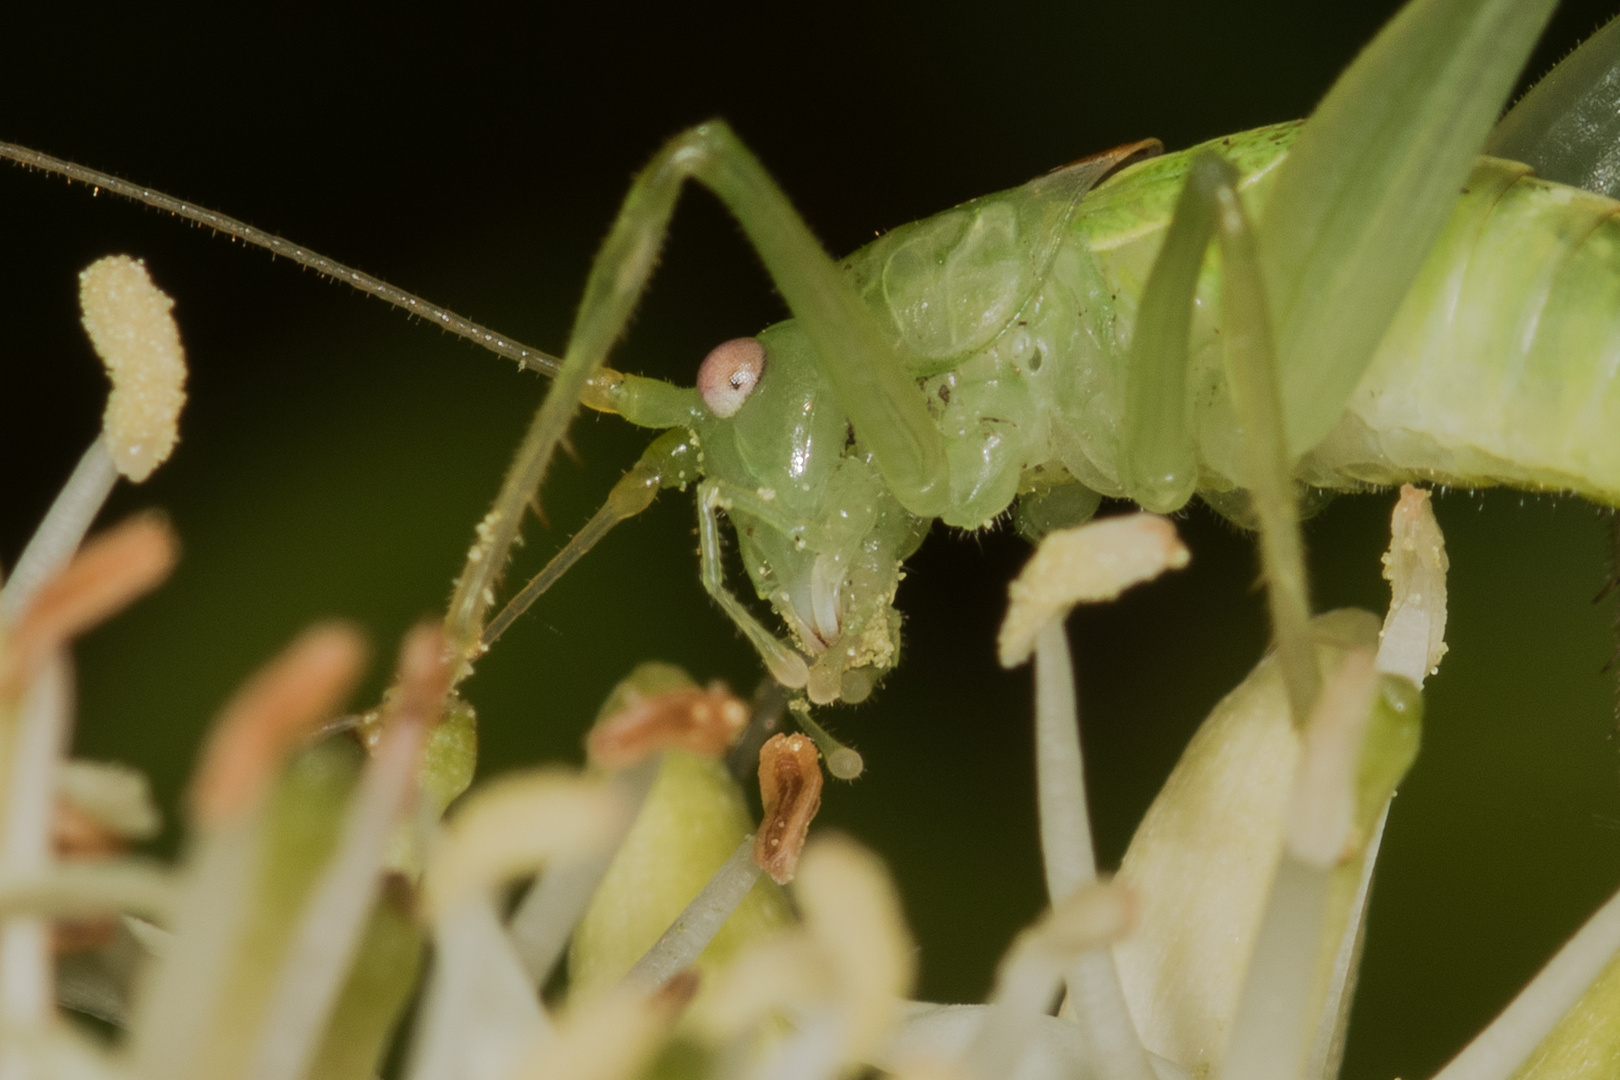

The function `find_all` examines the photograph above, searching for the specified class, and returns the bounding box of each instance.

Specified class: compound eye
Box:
[697,338,766,418]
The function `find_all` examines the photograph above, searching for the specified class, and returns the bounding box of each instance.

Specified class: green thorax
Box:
[832,122,1301,513]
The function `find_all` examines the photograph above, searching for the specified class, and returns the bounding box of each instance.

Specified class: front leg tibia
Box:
[698,481,810,690]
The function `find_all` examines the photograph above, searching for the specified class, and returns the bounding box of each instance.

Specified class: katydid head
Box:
[690,323,929,704]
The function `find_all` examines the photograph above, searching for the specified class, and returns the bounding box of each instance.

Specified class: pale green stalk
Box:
[0,439,118,623]
[0,655,70,1028]
[624,837,760,991]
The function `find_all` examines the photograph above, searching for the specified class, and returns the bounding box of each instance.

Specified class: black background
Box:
[4,2,1620,1076]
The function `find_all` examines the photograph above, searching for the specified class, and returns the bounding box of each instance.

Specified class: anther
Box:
[79,256,186,482]
[1,513,178,700]
[587,682,751,767]
[754,734,823,884]
[189,623,368,828]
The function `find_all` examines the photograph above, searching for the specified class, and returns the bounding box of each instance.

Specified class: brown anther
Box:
[189,622,368,828]
[52,796,126,861]
[52,917,117,955]
[754,733,823,884]
[587,682,750,767]
[389,622,455,731]
[49,797,134,955]
[1,513,178,700]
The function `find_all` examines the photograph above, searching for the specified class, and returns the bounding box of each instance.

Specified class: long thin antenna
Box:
[0,141,565,378]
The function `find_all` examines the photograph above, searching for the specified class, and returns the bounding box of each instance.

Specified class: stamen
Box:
[1377,484,1450,686]
[52,799,127,862]
[408,896,552,1080]
[0,862,175,924]
[56,760,162,845]
[1222,648,1380,1080]
[188,623,368,828]
[507,757,660,989]
[0,656,72,1026]
[1430,879,1620,1080]
[624,838,761,991]
[795,836,915,1061]
[998,513,1189,668]
[586,683,750,767]
[511,973,696,1080]
[244,626,444,1080]
[690,934,826,1042]
[890,1002,1187,1080]
[427,771,625,918]
[0,513,178,700]
[754,733,823,884]
[965,882,1137,1080]
[126,819,266,1078]
[1000,515,1177,1080]
[0,257,187,622]
[78,256,187,483]
[792,706,863,781]
[0,441,119,623]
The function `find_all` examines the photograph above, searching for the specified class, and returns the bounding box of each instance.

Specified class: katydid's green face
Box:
[694,323,930,703]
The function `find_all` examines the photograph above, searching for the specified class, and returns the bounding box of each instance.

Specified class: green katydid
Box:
[0,0,1604,723]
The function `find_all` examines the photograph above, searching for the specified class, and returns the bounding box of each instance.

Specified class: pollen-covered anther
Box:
[999,512,1189,667]
[1376,484,1449,686]
[586,682,750,767]
[79,255,187,482]
[754,733,824,884]
[0,512,178,700]
[697,337,766,418]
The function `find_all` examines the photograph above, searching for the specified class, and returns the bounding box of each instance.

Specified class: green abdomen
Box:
[1305,161,1620,503]
[1080,129,1620,506]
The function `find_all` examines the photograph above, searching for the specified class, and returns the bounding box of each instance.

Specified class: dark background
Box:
[4,2,1620,1076]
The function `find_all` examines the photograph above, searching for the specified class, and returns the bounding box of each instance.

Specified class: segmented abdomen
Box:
[1307,158,1620,504]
